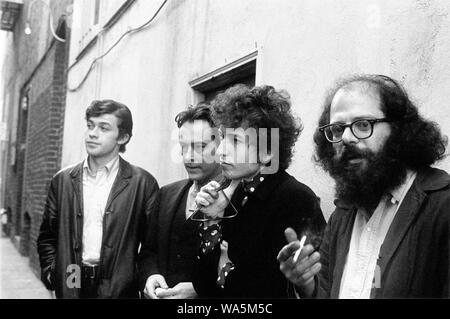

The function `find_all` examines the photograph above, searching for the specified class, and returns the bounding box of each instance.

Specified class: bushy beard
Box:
[327,141,407,213]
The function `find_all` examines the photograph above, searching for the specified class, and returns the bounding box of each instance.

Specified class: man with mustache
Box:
[192,85,325,298]
[138,103,221,299]
[278,74,450,298]
[38,100,159,298]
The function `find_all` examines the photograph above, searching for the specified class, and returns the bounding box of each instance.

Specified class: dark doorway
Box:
[13,91,29,237]
[20,212,31,256]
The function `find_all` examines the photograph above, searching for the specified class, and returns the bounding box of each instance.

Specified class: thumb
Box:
[284,227,298,243]
[157,276,169,289]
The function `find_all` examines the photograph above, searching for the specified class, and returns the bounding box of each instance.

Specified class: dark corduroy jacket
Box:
[37,157,159,298]
[317,167,450,298]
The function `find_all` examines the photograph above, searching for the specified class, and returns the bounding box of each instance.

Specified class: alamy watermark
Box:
[171,122,281,174]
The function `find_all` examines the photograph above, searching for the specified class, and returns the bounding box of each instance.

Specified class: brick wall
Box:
[3,0,72,275]
[24,39,70,273]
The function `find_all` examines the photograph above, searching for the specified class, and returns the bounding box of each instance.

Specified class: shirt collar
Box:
[84,155,120,176]
[242,173,265,194]
[335,169,418,211]
[388,169,417,205]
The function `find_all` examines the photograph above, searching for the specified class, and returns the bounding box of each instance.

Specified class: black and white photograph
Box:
[0,0,449,308]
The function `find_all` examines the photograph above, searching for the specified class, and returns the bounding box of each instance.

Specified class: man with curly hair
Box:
[192,84,326,298]
[278,74,450,298]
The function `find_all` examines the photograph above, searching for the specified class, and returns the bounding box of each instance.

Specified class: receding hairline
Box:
[332,80,382,106]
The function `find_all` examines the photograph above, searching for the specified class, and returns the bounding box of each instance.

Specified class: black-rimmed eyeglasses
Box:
[319,118,394,143]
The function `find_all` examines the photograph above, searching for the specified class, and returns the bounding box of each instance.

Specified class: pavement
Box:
[0,236,52,299]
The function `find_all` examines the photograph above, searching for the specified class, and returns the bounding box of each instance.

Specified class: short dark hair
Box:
[210,84,303,170]
[85,100,133,153]
[314,74,448,171]
[175,102,214,128]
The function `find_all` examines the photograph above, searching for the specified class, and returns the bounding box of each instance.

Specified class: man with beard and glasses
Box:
[278,74,450,299]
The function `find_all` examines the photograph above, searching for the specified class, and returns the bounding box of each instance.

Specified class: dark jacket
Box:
[37,157,159,298]
[317,167,450,298]
[138,179,194,289]
[193,170,326,298]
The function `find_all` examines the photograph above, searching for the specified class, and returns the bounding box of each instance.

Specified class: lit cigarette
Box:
[293,236,307,263]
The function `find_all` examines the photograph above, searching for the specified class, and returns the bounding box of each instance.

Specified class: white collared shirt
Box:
[339,170,417,299]
[185,182,200,220]
[82,156,120,265]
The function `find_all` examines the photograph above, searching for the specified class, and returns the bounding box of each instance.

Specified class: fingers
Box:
[144,277,158,299]
[220,240,229,251]
[299,262,322,283]
[156,287,176,299]
[201,182,220,198]
[296,244,315,264]
[144,275,168,299]
[143,286,157,299]
[294,251,320,275]
[156,276,169,290]
[284,227,298,243]
[195,183,221,207]
[277,241,300,262]
[291,262,322,287]
[195,192,215,207]
[279,248,321,288]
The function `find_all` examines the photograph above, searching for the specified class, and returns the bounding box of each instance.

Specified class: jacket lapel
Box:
[378,183,424,273]
[331,205,357,298]
[105,157,132,212]
[69,162,85,262]
[161,180,192,228]
[376,167,450,289]
[158,180,192,272]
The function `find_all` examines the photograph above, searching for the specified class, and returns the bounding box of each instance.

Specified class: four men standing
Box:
[37,75,450,299]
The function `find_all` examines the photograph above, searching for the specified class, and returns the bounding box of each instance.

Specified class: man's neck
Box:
[88,152,119,174]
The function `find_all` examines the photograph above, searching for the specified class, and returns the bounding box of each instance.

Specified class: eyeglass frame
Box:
[318,118,395,143]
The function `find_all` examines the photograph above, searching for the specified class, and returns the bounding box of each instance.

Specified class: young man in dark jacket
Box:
[193,85,326,298]
[38,100,159,298]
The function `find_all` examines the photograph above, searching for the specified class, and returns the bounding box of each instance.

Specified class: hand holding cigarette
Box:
[293,235,307,263]
[277,228,322,298]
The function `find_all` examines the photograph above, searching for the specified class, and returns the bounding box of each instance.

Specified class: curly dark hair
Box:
[175,102,214,128]
[210,84,303,170]
[314,74,448,171]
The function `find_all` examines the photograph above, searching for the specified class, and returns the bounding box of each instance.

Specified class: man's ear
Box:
[117,133,130,146]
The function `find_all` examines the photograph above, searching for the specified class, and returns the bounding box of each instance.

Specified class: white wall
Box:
[63,0,450,219]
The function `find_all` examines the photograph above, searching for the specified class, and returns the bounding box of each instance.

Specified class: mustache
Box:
[335,144,374,162]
